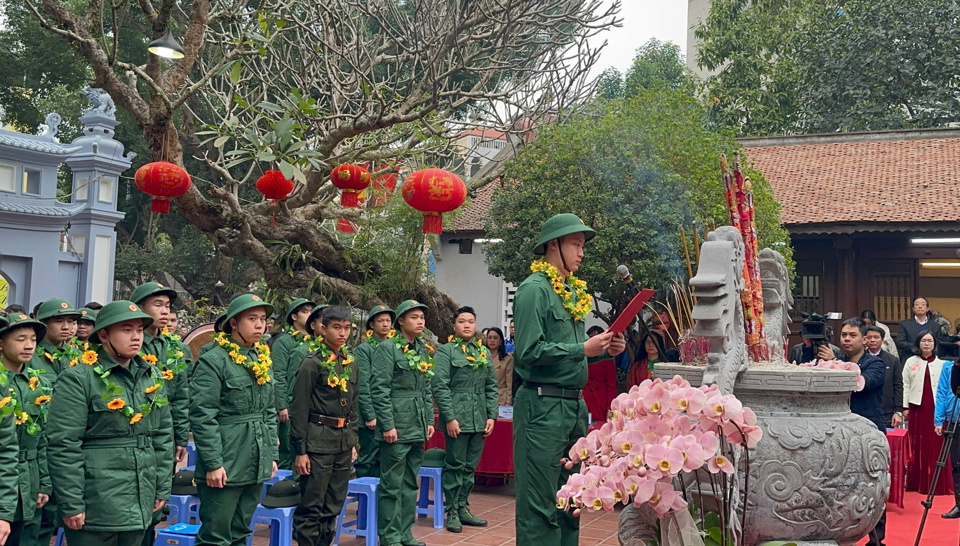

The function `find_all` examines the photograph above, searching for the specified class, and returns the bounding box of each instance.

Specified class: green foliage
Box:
[696,0,960,135]
[484,86,792,320]
[596,39,698,101]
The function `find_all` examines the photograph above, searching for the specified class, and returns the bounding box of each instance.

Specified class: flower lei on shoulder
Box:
[393,331,435,376]
[530,260,592,321]
[365,329,395,348]
[287,326,312,345]
[307,337,354,392]
[214,332,272,384]
[0,367,52,435]
[447,336,491,370]
[139,328,189,381]
[41,340,83,368]
[79,350,169,426]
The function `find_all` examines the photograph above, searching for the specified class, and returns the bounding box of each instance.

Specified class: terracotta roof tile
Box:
[743,131,960,226]
[452,181,496,232]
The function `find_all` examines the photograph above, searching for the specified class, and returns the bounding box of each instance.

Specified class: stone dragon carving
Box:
[81,86,117,118]
[760,248,792,361]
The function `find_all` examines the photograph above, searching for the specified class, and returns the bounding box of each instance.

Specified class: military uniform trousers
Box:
[17,499,43,546]
[35,499,59,546]
[378,441,425,544]
[196,482,261,546]
[277,420,294,470]
[355,426,380,478]
[442,431,485,513]
[513,386,587,546]
[63,528,147,546]
[293,450,352,546]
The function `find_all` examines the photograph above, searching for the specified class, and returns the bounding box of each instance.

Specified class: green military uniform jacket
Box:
[46,350,174,531]
[3,366,52,522]
[513,273,589,389]
[289,342,359,455]
[354,336,387,425]
[142,331,190,448]
[189,342,278,486]
[272,331,311,413]
[432,339,498,433]
[0,410,17,523]
[370,336,433,443]
[31,340,75,379]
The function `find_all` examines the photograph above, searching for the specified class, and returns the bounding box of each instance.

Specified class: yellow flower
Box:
[162,327,170,336]
[328,376,339,388]
[340,378,348,391]
[217,338,228,346]
[257,376,268,385]
[461,345,467,353]
[145,384,162,394]
[0,397,10,408]
[175,351,184,359]
[129,413,143,425]
[15,412,28,425]
[425,344,435,351]
[366,330,373,338]
[29,376,39,390]
[327,354,337,363]
[388,330,396,338]
[228,350,239,360]
[142,354,158,365]
[44,353,54,362]
[69,359,79,367]
[466,356,476,362]
[235,354,248,364]
[107,398,126,411]
[448,335,454,342]
[34,395,51,405]
[161,370,174,381]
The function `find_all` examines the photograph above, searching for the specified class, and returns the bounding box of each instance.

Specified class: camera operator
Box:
[934,353,960,518]
[840,318,887,545]
[789,327,842,364]
[865,325,904,428]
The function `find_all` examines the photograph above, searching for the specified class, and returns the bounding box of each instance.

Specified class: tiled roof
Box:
[0,130,81,155]
[453,181,496,232]
[0,200,84,217]
[742,129,960,228]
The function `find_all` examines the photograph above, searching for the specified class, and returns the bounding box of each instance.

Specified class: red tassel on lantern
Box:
[401,168,467,235]
[134,161,192,214]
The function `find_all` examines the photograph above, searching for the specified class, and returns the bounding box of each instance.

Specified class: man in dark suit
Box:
[841,318,887,546]
[896,297,932,364]
[865,325,903,428]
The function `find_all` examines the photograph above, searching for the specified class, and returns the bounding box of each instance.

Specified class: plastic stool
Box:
[154,523,200,546]
[261,469,294,499]
[415,466,444,529]
[334,477,379,546]
[167,494,201,525]
[185,441,197,467]
[55,528,65,546]
[245,504,295,546]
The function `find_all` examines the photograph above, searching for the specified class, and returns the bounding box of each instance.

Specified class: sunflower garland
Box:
[307,337,354,392]
[393,331,435,376]
[365,329,395,348]
[214,333,272,384]
[447,336,491,370]
[286,326,312,345]
[0,367,51,435]
[40,340,83,369]
[84,351,168,426]
[530,260,592,321]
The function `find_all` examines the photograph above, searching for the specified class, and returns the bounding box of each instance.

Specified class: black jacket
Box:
[897,317,937,364]
[848,352,887,431]
[871,349,903,420]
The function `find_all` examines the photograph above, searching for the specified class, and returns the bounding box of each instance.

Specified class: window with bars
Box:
[873,274,912,322]
[793,275,821,317]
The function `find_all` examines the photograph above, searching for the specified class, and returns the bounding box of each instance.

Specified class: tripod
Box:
[914,390,960,546]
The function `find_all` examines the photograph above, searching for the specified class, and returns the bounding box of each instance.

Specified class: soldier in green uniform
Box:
[513,213,625,546]
[0,332,18,546]
[289,306,359,546]
[0,314,53,546]
[190,294,279,546]
[32,299,82,377]
[353,305,394,478]
[46,300,175,546]
[199,313,228,356]
[271,298,316,471]
[74,308,97,344]
[432,306,498,533]
[371,300,435,546]
[130,281,191,546]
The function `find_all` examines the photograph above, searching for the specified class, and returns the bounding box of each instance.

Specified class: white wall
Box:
[435,239,513,332]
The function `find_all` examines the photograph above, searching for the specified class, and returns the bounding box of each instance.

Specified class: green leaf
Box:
[278,160,295,179]
[230,61,242,85]
[214,136,230,148]
[257,151,277,162]
[257,101,285,113]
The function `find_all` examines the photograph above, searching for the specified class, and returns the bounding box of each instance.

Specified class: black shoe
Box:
[942,506,960,519]
[401,541,426,546]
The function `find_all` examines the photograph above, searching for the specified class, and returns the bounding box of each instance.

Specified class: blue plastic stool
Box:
[154,523,200,546]
[167,494,201,525]
[185,441,197,467]
[245,504,295,546]
[415,466,444,529]
[334,477,379,546]
[55,528,65,546]
[261,469,294,499]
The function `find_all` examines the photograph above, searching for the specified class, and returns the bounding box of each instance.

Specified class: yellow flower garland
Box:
[530,260,592,321]
[215,333,272,384]
[84,351,167,426]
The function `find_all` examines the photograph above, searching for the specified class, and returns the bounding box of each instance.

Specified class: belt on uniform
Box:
[391,391,422,398]
[309,413,353,429]
[451,388,484,393]
[219,414,262,426]
[83,435,152,449]
[19,448,38,463]
[523,382,583,400]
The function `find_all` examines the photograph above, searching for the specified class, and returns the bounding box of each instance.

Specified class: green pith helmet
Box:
[90,300,155,338]
[285,298,317,325]
[36,299,81,322]
[422,448,446,468]
[130,281,178,306]
[213,312,227,333]
[0,313,46,340]
[222,294,275,334]
[76,308,98,324]
[262,480,301,508]
[366,304,396,329]
[532,213,597,255]
[393,299,429,327]
[305,304,330,331]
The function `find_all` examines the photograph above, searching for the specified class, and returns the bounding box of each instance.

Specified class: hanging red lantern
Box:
[330,164,371,208]
[370,172,399,209]
[134,161,192,213]
[401,168,467,234]
[256,170,294,203]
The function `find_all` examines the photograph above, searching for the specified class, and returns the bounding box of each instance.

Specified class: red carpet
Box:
[857,493,960,545]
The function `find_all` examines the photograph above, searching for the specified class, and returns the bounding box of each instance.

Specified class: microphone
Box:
[617,265,640,296]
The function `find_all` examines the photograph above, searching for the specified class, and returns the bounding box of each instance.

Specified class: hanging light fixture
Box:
[147,29,185,59]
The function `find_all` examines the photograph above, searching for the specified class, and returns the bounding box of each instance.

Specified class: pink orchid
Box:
[670,387,706,415]
[581,485,617,512]
[708,454,736,474]
[645,444,685,476]
[650,482,687,516]
[569,436,593,463]
[722,421,763,448]
[665,375,688,388]
[641,383,670,415]
[611,430,643,455]
[741,407,758,427]
[705,393,743,421]
[632,475,658,505]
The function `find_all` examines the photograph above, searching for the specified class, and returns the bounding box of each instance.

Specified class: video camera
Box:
[800,312,843,347]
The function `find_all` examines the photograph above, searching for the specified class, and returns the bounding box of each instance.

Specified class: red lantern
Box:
[330,164,371,208]
[134,161,191,213]
[370,172,398,209]
[401,168,467,234]
[256,170,294,203]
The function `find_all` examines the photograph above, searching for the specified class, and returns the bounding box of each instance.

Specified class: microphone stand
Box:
[914,385,960,546]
